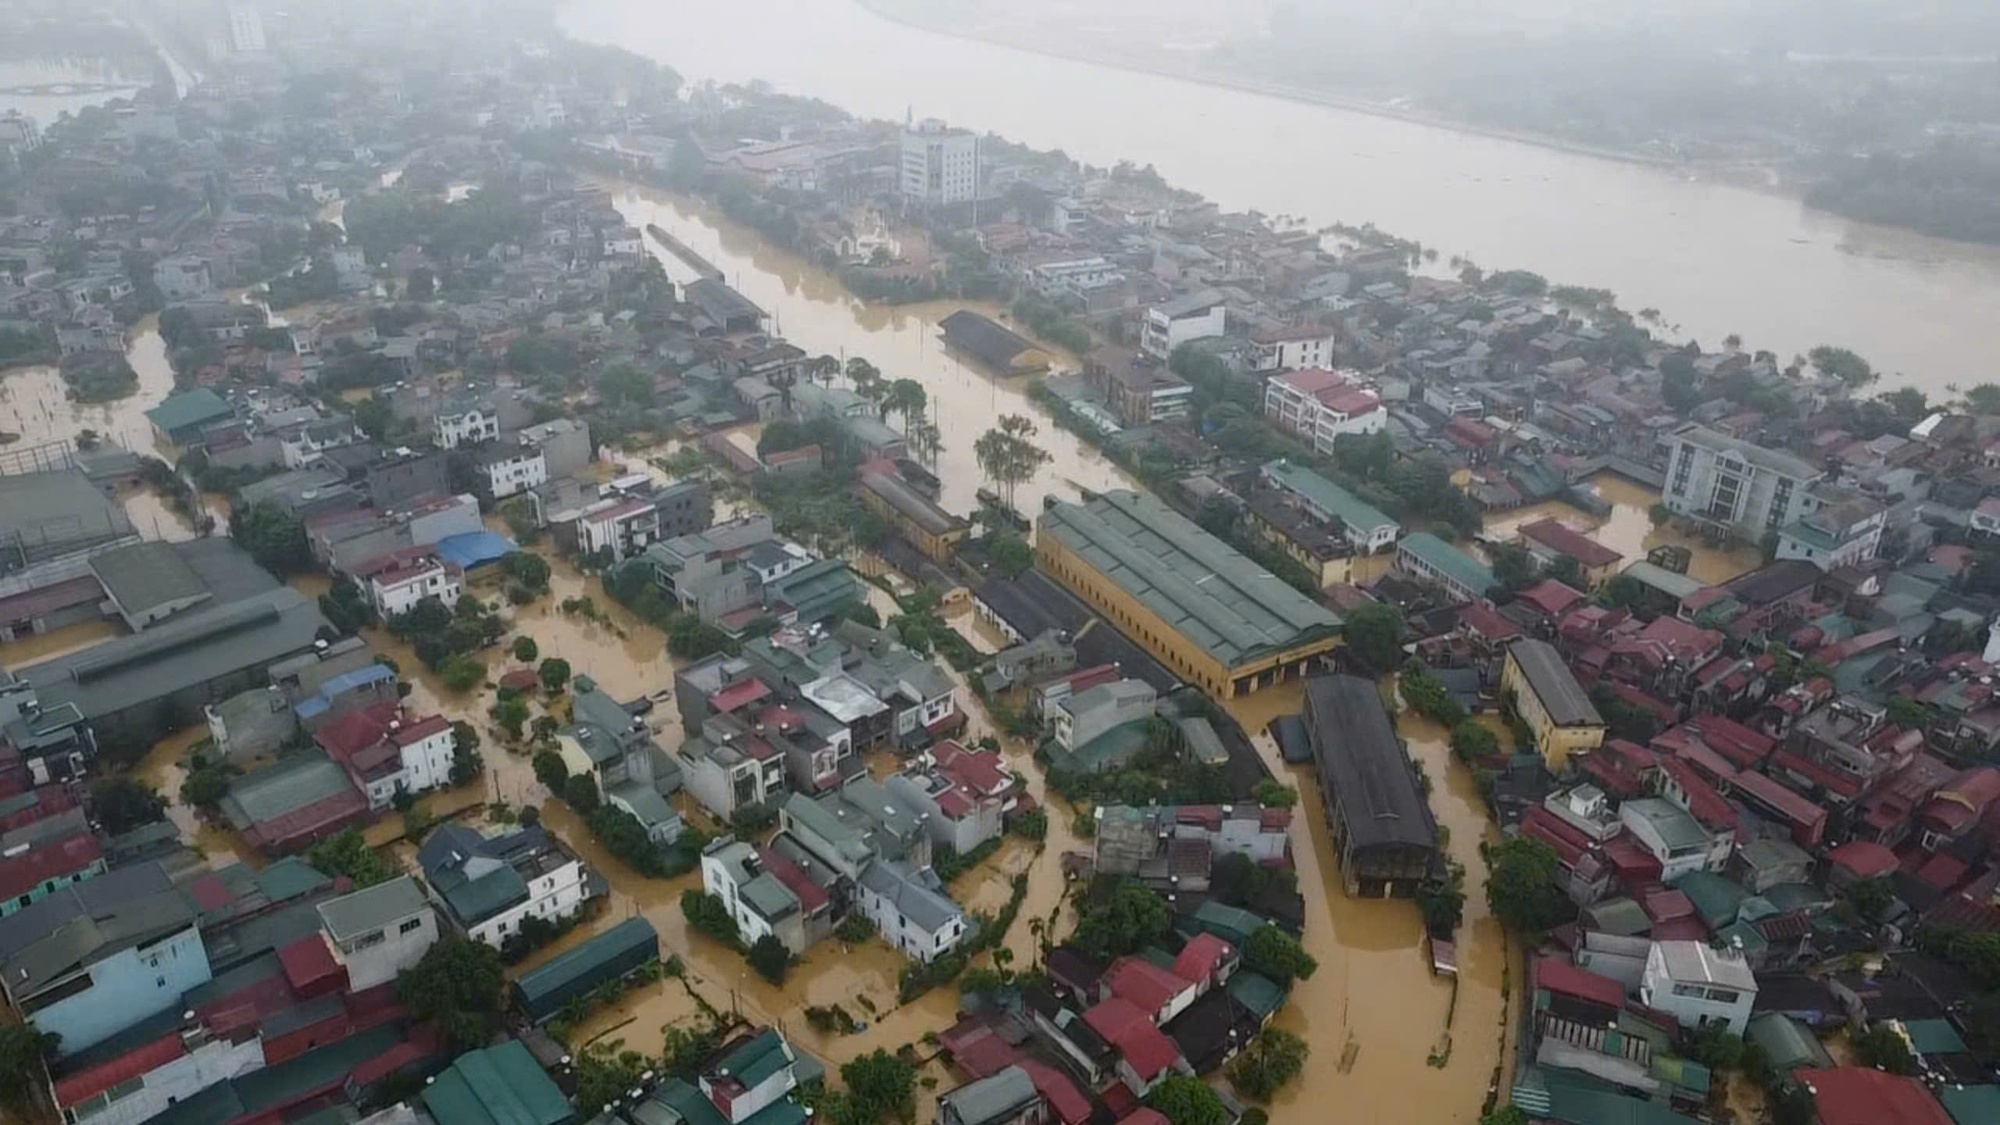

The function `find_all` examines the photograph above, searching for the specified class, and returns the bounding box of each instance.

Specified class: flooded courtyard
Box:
[1482,472,1762,588]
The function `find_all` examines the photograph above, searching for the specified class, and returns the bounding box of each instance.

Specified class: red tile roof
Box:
[1516,579,1586,618]
[1275,367,1348,395]
[1083,998,1183,1082]
[1656,757,1741,834]
[1827,841,1899,880]
[1173,933,1234,985]
[757,845,830,914]
[711,678,773,714]
[1797,1067,1953,1125]
[1518,519,1623,568]
[1534,956,1626,1010]
[1117,1111,1171,1125]
[1103,957,1191,1020]
[279,933,345,995]
[53,1033,186,1105]
[1729,771,1828,843]
[1020,1059,1094,1125]
[1457,600,1523,642]
[1922,766,2000,835]
[0,830,102,902]
[389,714,451,747]
[314,700,398,761]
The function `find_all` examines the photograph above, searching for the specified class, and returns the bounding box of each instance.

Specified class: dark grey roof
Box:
[857,859,963,934]
[939,310,1045,370]
[89,541,206,617]
[219,749,359,830]
[972,570,1179,693]
[686,278,765,324]
[0,861,193,997]
[0,468,133,562]
[1303,675,1437,851]
[938,1066,1039,1125]
[23,587,327,722]
[1507,639,1604,727]
[860,470,965,537]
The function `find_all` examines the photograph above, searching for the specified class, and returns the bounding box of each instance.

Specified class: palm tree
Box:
[880,378,927,424]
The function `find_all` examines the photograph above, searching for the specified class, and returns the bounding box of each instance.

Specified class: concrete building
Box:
[316,876,437,992]
[901,118,980,206]
[700,836,811,955]
[1141,290,1227,360]
[0,468,137,578]
[1250,325,1338,373]
[1036,491,1343,698]
[1396,532,1497,604]
[1620,797,1731,880]
[1303,675,1438,897]
[152,256,212,301]
[515,417,593,481]
[1502,640,1606,770]
[478,440,547,499]
[643,515,785,626]
[1639,940,1757,1035]
[433,393,501,449]
[857,859,968,962]
[1049,679,1156,753]
[313,703,456,811]
[1516,518,1624,589]
[938,1066,1044,1125]
[0,862,211,1055]
[1262,368,1386,452]
[1258,459,1401,554]
[227,3,266,51]
[858,467,970,562]
[1085,349,1194,427]
[1775,488,1886,570]
[419,823,594,949]
[1661,423,1823,541]
[355,545,462,617]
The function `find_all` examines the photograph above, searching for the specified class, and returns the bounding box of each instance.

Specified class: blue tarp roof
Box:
[293,663,395,721]
[436,531,516,570]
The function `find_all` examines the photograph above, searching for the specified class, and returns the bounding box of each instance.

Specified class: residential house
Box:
[1517,519,1624,589]
[562,680,683,843]
[1661,423,1822,541]
[477,439,547,499]
[433,393,501,449]
[0,809,104,918]
[315,875,438,991]
[1249,324,1338,373]
[681,734,788,822]
[1262,368,1386,453]
[1620,797,1732,881]
[1050,679,1157,753]
[418,823,595,949]
[857,859,968,962]
[1776,490,1886,570]
[1141,290,1227,359]
[859,466,970,562]
[1086,349,1193,427]
[1396,533,1497,604]
[356,546,463,617]
[938,1066,1046,1125]
[701,837,816,956]
[314,702,456,811]
[1258,458,1401,554]
[1639,940,1757,1035]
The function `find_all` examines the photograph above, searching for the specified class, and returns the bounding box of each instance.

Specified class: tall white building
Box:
[228,4,266,53]
[1661,423,1823,541]
[900,118,980,206]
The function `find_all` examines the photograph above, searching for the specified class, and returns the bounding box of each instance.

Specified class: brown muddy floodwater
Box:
[606,184,1138,518]
[1226,684,1510,1125]
[1483,472,1762,587]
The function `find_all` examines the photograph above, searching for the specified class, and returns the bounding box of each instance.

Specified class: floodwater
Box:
[0,316,175,456]
[132,725,262,872]
[0,56,147,125]
[0,618,123,667]
[564,0,2000,398]
[1481,473,1762,587]
[607,185,1139,517]
[1226,685,1510,1124]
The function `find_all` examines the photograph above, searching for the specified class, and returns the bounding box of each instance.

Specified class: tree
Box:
[493,693,530,740]
[1449,720,1500,762]
[1073,879,1171,960]
[1228,1027,1308,1101]
[681,890,740,945]
[576,1041,652,1118]
[501,551,551,593]
[1810,345,1875,388]
[1482,835,1566,938]
[532,749,569,792]
[1418,860,1467,933]
[598,363,656,408]
[1146,1074,1228,1125]
[1846,876,1896,922]
[1771,1084,1818,1125]
[449,721,484,786]
[880,378,927,425]
[987,529,1033,578]
[232,500,311,577]
[398,937,505,1049]
[1885,695,1930,729]
[1489,543,1537,591]
[538,657,572,694]
[1243,924,1318,984]
[563,774,602,813]
[973,414,1052,508]
[512,636,539,662]
[1343,602,1405,670]
[906,415,943,469]
[308,828,396,887]
[1648,502,1674,526]
[1855,1023,1917,1074]
[0,1024,59,1117]
[1547,555,1587,590]
[1659,353,1701,413]
[1252,779,1298,808]
[1480,1110,1529,1125]
[841,1049,917,1124]
[91,777,166,834]
[1966,383,2000,415]
[845,357,885,404]
[748,933,791,984]
[441,655,486,693]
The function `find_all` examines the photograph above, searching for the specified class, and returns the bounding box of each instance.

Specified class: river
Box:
[560,0,2000,399]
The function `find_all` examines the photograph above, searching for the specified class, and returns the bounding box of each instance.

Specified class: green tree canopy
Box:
[1343,602,1405,671]
[397,937,506,1049]
[1072,879,1171,960]
[1482,835,1567,938]
[1146,1075,1229,1125]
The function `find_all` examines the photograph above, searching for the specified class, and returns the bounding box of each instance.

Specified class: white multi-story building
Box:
[900,118,980,206]
[228,4,266,52]
[315,704,458,811]
[1140,290,1228,359]
[856,859,967,962]
[1263,367,1386,453]
[1250,325,1338,373]
[358,547,462,617]
[480,443,547,499]
[1639,940,1758,1035]
[700,837,810,955]
[434,397,500,449]
[1619,797,1731,881]
[418,823,595,948]
[316,876,438,991]
[1030,257,1125,300]
[1661,423,1823,541]
[1774,487,1886,570]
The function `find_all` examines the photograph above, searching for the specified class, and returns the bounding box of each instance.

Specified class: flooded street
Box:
[608,185,1139,517]
[1225,686,1509,1125]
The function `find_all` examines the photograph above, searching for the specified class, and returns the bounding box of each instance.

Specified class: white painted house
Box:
[1639,940,1757,1035]
[417,823,595,948]
[357,547,463,617]
[480,442,547,499]
[316,876,438,991]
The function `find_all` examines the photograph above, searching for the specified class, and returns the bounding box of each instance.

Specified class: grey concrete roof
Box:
[1303,675,1437,851]
[1039,490,1342,670]
[1623,798,1710,853]
[0,468,133,558]
[939,1066,1039,1125]
[858,859,963,934]
[89,540,206,618]
[1508,639,1604,727]
[0,861,192,998]
[1672,422,1820,482]
[219,749,359,830]
[316,875,429,943]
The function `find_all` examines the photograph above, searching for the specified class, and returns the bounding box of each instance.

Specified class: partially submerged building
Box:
[1302,675,1438,897]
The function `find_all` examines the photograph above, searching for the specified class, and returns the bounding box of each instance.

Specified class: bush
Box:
[1449,720,1500,762]
[512,636,539,662]
[1229,1028,1309,1102]
[563,775,602,814]
[1242,924,1318,984]
[729,803,777,837]
[1009,808,1048,840]
[747,934,791,984]
[836,914,877,944]
[441,655,486,693]
[532,750,569,792]
[308,828,395,888]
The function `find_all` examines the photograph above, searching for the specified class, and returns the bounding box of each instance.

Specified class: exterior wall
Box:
[1,857,106,917]
[521,420,593,480]
[59,1033,265,1125]
[1662,433,1817,539]
[857,880,966,962]
[22,925,211,1055]
[485,451,548,499]
[464,860,591,948]
[1034,533,1339,698]
[435,410,499,449]
[334,907,437,991]
[1639,948,1754,1035]
[1500,653,1606,770]
[1141,304,1226,359]
[369,566,460,617]
[699,856,807,955]
[396,728,456,794]
[1619,807,1729,880]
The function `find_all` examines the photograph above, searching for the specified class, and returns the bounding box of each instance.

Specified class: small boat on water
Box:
[1426,929,1458,977]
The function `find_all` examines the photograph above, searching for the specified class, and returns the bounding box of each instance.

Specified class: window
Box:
[398,917,424,935]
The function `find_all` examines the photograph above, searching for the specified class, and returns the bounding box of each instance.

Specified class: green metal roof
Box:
[1260,459,1398,536]
[514,916,659,1009]
[1622,561,1707,600]
[1941,1084,2000,1125]
[1039,490,1342,670]
[145,387,233,434]
[443,865,530,925]
[1903,1018,1968,1056]
[254,857,334,902]
[1746,1012,1833,1072]
[1226,970,1289,1018]
[714,1029,792,1089]
[422,1039,577,1125]
[1670,871,1749,929]
[1184,901,1267,945]
[1397,532,1496,596]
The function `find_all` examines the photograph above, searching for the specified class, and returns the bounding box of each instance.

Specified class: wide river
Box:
[562,0,2000,400]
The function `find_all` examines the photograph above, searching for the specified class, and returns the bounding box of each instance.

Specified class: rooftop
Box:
[1672,422,1821,482]
[1039,490,1342,669]
[1509,639,1605,727]
[1260,459,1399,536]
[1398,532,1496,596]
[316,876,429,943]
[1302,675,1438,851]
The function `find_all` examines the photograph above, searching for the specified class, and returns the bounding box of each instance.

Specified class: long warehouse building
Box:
[1035,490,1343,698]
